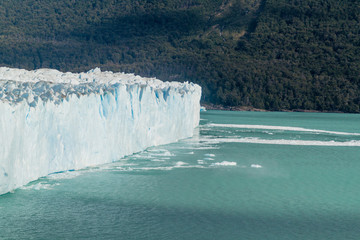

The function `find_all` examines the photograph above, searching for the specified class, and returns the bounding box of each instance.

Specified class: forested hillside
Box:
[0,0,359,112]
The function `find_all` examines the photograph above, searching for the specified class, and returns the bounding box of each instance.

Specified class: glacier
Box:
[0,67,201,195]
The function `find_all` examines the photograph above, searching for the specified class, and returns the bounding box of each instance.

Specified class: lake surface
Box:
[1,110,360,240]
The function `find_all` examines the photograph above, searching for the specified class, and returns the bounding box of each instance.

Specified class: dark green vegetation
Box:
[0,0,359,112]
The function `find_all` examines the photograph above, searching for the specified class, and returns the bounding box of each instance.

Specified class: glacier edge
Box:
[0,67,201,195]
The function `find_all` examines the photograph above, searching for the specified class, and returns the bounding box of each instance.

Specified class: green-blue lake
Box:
[1,110,360,239]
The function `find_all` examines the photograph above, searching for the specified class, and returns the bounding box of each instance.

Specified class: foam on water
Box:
[127,166,174,171]
[113,164,205,172]
[47,171,83,180]
[184,146,220,150]
[21,182,60,191]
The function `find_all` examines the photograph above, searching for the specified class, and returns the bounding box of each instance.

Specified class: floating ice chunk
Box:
[251,164,262,168]
[211,161,237,166]
[175,161,188,166]
[204,153,215,157]
[151,159,165,162]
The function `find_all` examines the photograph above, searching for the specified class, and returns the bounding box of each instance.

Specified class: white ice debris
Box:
[211,161,237,166]
[0,67,201,195]
[250,164,262,168]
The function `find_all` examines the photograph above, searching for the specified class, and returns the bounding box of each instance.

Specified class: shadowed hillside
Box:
[0,0,359,112]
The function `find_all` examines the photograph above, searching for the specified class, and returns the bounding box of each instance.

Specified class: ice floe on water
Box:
[204,153,216,157]
[151,159,166,162]
[146,149,175,157]
[211,161,237,167]
[251,164,262,168]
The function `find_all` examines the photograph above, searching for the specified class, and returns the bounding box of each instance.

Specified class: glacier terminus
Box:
[0,67,201,195]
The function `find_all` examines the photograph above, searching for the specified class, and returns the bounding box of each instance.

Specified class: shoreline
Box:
[201,103,347,114]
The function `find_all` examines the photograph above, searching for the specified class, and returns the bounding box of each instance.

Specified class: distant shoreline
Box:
[201,103,347,114]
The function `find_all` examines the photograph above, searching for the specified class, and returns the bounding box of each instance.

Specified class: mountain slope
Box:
[0,0,359,112]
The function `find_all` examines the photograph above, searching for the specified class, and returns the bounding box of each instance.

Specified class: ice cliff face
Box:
[0,67,201,195]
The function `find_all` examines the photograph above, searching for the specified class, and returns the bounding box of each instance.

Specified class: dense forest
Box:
[0,0,359,112]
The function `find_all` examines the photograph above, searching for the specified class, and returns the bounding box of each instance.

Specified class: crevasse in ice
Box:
[0,67,201,195]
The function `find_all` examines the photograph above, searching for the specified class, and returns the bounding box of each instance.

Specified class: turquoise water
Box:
[1,110,360,239]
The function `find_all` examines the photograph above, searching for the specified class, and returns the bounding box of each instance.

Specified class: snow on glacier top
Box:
[0,67,200,106]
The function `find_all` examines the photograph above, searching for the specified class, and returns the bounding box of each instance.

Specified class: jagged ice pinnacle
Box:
[0,67,201,195]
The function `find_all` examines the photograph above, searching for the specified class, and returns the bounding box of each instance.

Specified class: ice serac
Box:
[0,67,201,195]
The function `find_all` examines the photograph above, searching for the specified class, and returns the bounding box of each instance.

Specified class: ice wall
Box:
[0,67,201,195]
